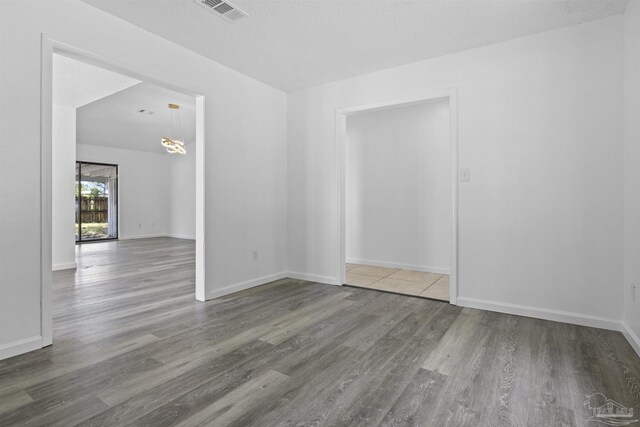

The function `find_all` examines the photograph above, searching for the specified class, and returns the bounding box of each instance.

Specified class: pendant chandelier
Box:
[161,103,186,155]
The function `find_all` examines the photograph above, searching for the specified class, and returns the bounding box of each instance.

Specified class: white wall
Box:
[169,143,196,239]
[76,144,170,240]
[53,138,195,268]
[52,109,195,266]
[346,100,451,273]
[0,0,287,359]
[52,105,77,270]
[0,0,629,361]
[288,16,624,325]
[624,1,640,342]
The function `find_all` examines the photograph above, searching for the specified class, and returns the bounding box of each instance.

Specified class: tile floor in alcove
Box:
[345,263,449,301]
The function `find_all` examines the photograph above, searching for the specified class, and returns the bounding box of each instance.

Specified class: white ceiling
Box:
[81,0,628,92]
[76,82,196,154]
[53,53,140,107]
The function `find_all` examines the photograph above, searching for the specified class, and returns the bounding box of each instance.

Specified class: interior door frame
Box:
[75,161,119,242]
[335,88,459,304]
[41,35,207,347]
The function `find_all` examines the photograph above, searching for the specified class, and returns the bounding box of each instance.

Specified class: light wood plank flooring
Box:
[1,237,639,425]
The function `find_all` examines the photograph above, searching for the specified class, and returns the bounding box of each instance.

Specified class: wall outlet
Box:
[138,223,142,229]
[252,250,258,261]
[459,168,471,182]
[632,284,636,302]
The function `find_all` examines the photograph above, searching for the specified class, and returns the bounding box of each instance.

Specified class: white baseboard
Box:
[52,262,76,271]
[0,335,42,361]
[206,272,289,300]
[165,234,196,240]
[346,258,449,275]
[119,234,168,240]
[120,234,195,241]
[457,296,621,331]
[286,271,339,285]
[620,321,640,358]
[206,271,339,301]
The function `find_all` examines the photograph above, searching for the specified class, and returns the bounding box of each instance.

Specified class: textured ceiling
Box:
[82,0,628,92]
[53,53,140,107]
[77,82,196,154]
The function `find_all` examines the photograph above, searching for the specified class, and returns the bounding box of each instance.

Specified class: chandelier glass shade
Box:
[162,103,186,155]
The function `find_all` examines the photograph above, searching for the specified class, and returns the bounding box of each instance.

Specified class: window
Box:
[75,162,118,242]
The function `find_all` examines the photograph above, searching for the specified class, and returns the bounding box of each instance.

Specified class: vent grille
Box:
[213,3,234,15]
[223,9,245,21]
[202,0,222,7]
[195,0,248,23]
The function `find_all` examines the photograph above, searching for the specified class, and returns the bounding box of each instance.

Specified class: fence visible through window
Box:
[76,161,118,242]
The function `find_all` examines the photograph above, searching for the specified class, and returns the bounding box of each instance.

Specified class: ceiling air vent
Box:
[196,0,248,23]
[202,0,222,7]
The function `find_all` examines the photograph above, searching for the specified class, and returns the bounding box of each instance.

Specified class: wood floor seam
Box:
[1,238,639,426]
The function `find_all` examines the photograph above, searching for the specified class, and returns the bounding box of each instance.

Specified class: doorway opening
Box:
[336,90,458,304]
[75,161,118,242]
[42,38,207,348]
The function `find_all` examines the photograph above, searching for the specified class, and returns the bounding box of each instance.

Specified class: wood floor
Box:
[1,237,640,426]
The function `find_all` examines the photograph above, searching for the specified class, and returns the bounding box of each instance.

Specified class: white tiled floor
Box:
[345,263,449,301]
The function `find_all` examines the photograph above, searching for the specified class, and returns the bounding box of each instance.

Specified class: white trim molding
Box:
[40,36,207,358]
[206,272,340,301]
[0,336,43,361]
[335,88,459,305]
[287,271,340,285]
[620,321,640,358]
[206,272,289,300]
[119,234,196,241]
[52,262,77,271]
[346,259,449,275]
[201,270,351,301]
[166,234,196,240]
[457,296,621,331]
[118,234,168,240]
